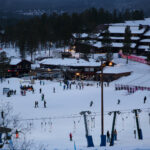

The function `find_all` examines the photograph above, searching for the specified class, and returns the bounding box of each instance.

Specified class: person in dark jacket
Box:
[44,100,46,108]
[90,101,93,107]
[114,129,117,140]
[144,96,147,103]
[107,130,110,143]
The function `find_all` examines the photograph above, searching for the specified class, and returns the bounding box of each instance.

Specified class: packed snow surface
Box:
[0,55,150,150]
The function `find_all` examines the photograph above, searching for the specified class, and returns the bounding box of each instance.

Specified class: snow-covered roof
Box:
[88,41,136,48]
[73,33,88,38]
[144,30,150,36]
[111,18,150,26]
[113,43,136,48]
[138,45,150,51]
[108,26,145,34]
[140,39,150,42]
[103,65,132,74]
[10,58,21,65]
[98,36,139,40]
[40,58,101,67]
[93,42,102,48]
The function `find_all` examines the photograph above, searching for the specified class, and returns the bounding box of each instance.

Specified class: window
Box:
[85,68,89,72]
[90,68,94,72]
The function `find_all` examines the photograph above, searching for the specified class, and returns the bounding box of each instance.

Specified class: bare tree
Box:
[0,102,33,149]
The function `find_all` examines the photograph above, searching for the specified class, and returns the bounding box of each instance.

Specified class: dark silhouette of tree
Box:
[0,51,10,77]
[1,8,145,59]
[102,28,113,61]
[123,26,132,64]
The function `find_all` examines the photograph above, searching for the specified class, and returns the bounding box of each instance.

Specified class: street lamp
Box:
[100,59,106,146]
[99,58,114,146]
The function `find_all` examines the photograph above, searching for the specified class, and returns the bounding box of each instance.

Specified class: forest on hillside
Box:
[0,8,144,59]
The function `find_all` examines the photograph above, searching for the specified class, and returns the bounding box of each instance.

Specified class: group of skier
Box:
[6,89,16,97]
[106,129,117,143]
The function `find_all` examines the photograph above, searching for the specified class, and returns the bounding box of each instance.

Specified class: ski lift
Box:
[149,113,150,125]
[0,133,4,148]
[91,116,95,129]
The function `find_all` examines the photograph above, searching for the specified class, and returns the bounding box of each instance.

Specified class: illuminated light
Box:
[76,73,80,76]
[65,49,69,52]
[102,64,106,67]
[70,50,75,53]
[109,62,113,66]
[48,69,51,71]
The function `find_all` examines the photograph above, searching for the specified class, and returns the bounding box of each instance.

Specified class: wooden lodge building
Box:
[39,58,101,80]
[38,58,127,81]
[8,58,32,77]
[73,18,150,55]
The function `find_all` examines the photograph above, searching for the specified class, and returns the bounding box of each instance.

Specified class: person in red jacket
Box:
[16,130,19,138]
[69,133,72,141]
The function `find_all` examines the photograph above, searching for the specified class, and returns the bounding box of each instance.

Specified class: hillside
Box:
[0,50,150,149]
[0,0,150,15]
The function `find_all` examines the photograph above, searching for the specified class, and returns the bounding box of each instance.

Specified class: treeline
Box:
[0,8,144,59]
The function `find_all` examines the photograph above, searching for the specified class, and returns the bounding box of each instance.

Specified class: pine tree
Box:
[0,52,10,77]
[102,28,113,61]
[123,26,132,64]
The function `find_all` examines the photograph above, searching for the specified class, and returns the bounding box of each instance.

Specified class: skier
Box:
[107,82,109,87]
[114,129,117,141]
[89,101,93,107]
[82,83,84,89]
[24,90,26,96]
[42,94,44,101]
[134,130,136,139]
[69,133,72,141]
[35,101,37,108]
[39,88,42,93]
[14,90,16,95]
[97,82,99,88]
[76,84,78,89]
[53,87,55,93]
[144,96,147,103]
[63,85,66,90]
[32,88,34,93]
[99,82,101,86]
[106,130,110,143]
[16,130,19,138]
[69,84,72,89]
[117,99,120,105]
[44,101,46,108]
[1,111,4,119]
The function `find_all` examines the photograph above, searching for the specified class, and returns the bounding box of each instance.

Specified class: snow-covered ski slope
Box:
[0,53,150,150]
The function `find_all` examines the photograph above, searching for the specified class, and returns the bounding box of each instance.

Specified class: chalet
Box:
[8,58,32,77]
[73,18,150,55]
[40,58,101,80]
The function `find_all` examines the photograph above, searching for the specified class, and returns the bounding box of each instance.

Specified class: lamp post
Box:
[100,59,106,146]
